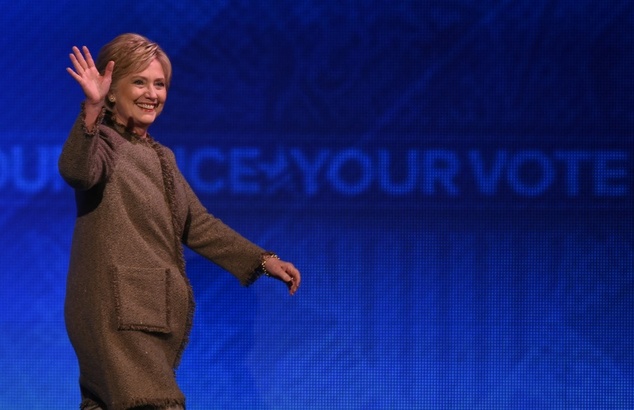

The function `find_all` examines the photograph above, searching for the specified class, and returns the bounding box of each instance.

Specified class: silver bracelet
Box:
[261,253,280,276]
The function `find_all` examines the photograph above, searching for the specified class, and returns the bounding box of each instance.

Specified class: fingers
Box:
[288,278,299,295]
[286,263,301,287]
[70,46,87,72]
[68,46,97,75]
[72,46,93,69]
[263,258,301,295]
[68,53,83,77]
[66,45,114,104]
[65,66,81,82]
[82,46,96,67]
[103,60,115,80]
[281,262,301,296]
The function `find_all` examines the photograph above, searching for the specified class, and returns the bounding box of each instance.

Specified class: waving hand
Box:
[67,46,114,105]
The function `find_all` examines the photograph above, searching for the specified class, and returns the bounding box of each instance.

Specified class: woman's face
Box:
[111,58,167,136]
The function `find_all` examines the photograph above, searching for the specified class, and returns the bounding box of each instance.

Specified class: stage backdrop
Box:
[0,1,632,409]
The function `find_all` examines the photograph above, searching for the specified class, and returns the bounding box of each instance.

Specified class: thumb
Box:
[103,60,115,80]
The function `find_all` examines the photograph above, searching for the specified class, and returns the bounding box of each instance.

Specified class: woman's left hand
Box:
[264,257,301,295]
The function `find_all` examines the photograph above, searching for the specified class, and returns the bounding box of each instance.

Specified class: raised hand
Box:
[66,46,114,107]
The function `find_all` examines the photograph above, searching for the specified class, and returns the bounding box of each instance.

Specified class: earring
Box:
[108,95,116,103]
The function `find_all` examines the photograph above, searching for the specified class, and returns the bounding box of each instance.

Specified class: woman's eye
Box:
[133,79,144,85]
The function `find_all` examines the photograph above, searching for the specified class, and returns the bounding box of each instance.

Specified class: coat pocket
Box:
[113,265,171,333]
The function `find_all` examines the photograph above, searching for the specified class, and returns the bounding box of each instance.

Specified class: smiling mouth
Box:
[137,103,157,111]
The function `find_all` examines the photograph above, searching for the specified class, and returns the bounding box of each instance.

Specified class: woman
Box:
[60,33,301,410]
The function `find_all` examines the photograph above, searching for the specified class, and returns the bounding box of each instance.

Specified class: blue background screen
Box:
[0,1,632,408]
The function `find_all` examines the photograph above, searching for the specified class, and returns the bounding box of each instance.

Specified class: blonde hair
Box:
[96,33,172,104]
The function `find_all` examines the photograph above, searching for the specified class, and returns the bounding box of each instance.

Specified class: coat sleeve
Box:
[58,106,118,190]
[171,156,267,286]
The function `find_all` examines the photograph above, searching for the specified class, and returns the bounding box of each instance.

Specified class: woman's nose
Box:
[146,86,158,98]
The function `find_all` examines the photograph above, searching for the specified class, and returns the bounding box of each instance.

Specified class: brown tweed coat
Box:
[59,108,265,410]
